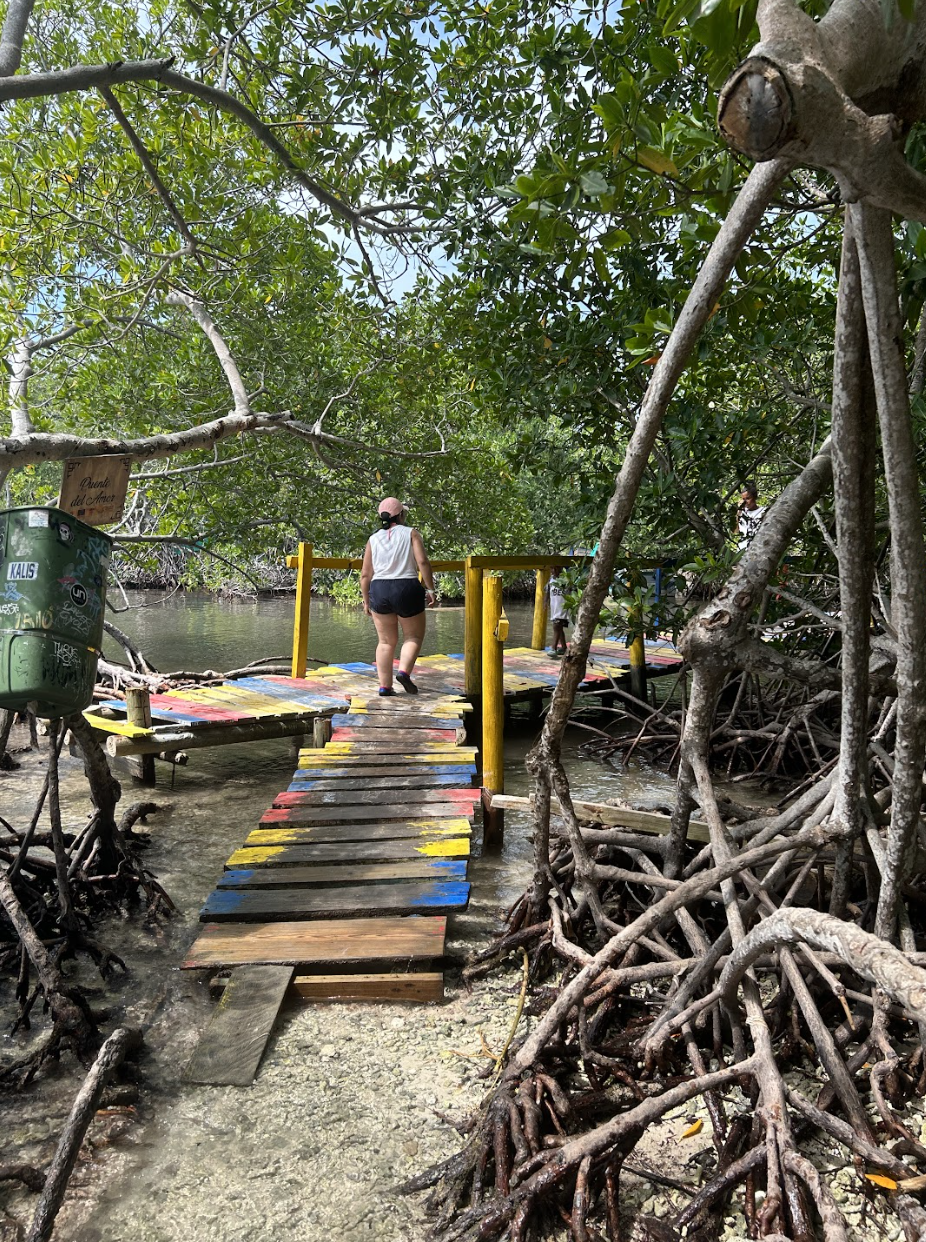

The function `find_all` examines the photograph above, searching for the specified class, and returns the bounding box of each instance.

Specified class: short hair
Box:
[741,482,758,498]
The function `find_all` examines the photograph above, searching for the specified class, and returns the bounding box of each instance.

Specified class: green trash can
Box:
[0,507,112,717]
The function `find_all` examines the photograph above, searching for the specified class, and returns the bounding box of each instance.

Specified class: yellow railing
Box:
[285,546,591,847]
[285,547,587,683]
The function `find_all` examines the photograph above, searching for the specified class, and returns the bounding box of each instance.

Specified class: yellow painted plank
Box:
[225,837,471,868]
[246,820,473,846]
[82,712,153,738]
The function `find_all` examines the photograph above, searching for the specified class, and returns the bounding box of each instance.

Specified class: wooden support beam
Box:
[106,716,314,756]
[290,540,312,679]
[482,573,505,847]
[464,556,483,698]
[125,688,155,785]
[531,567,552,651]
[489,793,710,843]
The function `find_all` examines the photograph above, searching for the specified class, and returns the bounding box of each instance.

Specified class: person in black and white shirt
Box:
[736,483,766,550]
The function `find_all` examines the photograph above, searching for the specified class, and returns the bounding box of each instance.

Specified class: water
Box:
[0,591,679,1238]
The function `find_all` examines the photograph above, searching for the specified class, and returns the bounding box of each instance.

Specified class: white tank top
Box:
[370,525,418,579]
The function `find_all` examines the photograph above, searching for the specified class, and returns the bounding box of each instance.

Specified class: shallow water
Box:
[0,591,680,1240]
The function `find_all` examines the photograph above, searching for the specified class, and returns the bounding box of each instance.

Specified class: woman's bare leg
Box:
[398,610,426,675]
[371,610,399,687]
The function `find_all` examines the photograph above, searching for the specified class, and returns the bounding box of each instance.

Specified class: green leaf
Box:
[580,169,612,196]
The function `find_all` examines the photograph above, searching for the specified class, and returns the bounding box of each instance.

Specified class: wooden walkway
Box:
[180,691,477,1085]
[84,675,350,755]
[82,639,681,763]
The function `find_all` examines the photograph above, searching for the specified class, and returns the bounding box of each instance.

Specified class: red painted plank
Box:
[148,694,249,723]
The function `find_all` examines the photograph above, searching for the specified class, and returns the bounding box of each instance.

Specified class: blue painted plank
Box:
[217,859,469,888]
[293,763,477,779]
[199,879,470,921]
[330,661,378,674]
[288,774,462,791]
[95,698,214,725]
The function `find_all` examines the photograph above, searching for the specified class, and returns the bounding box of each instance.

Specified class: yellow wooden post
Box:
[464,556,483,697]
[290,542,313,679]
[482,573,506,846]
[629,631,647,701]
[531,566,552,650]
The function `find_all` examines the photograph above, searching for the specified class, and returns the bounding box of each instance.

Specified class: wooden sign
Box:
[59,455,132,526]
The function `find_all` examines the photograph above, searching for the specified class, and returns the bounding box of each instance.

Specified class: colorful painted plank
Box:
[147,693,249,723]
[297,749,477,764]
[288,774,466,792]
[82,712,154,738]
[93,697,212,723]
[182,964,294,1086]
[233,677,350,709]
[331,712,464,730]
[246,819,472,845]
[329,726,460,744]
[293,764,477,780]
[259,803,474,826]
[272,788,479,809]
[225,837,471,869]
[217,859,469,888]
[199,880,471,922]
[315,742,477,755]
[166,685,306,718]
[182,915,447,969]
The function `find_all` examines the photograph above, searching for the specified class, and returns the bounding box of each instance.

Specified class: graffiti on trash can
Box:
[56,599,93,639]
[42,639,85,691]
[18,608,54,631]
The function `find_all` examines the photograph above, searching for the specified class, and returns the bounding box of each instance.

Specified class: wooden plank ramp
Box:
[181,691,477,1085]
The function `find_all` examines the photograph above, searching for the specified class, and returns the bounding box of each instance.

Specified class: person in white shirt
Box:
[360,498,436,696]
[736,482,766,550]
[546,569,569,655]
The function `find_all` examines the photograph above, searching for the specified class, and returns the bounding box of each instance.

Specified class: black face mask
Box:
[379,513,401,529]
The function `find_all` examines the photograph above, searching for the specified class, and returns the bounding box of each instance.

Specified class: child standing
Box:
[547,569,569,655]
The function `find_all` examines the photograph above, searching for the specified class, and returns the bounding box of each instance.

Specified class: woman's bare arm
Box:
[360,541,373,614]
[411,530,437,605]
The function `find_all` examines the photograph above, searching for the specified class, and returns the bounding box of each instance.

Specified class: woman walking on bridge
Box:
[361,498,436,696]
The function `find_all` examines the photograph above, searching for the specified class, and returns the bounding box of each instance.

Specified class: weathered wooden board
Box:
[148,693,249,723]
[349,697,470,714]
[292,973,444,1002]
[297,749,477,765]
[182,915,448,969]
[246,818,472,845]
[272,787,479,809]
[490,793,710,843]
[293,764,477,781]
[308,743,478,756]
[330,713,465,730]
[259,802,474,826]
[200,879,470,922]
[233,677,349,709]
[217,859,469,888]
[329,726,460,744]
[288,774,466,793]
[226,837,471,869]
[182,964,293,1086]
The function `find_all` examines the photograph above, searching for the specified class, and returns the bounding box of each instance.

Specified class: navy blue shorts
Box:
[369,578,426,617]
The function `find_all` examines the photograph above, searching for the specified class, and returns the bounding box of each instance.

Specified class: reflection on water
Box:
[104,592,540,673]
